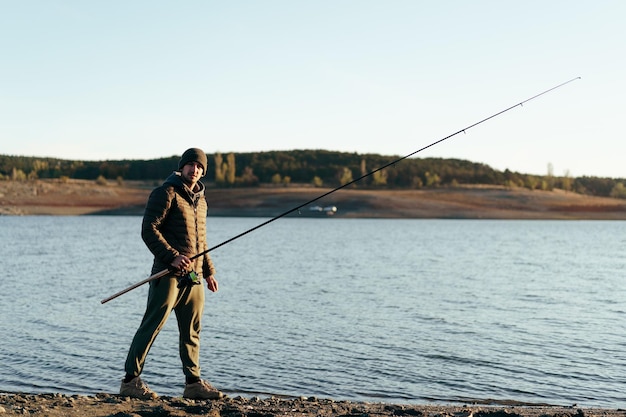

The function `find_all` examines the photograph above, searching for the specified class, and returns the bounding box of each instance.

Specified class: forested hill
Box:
[1,149,625,199]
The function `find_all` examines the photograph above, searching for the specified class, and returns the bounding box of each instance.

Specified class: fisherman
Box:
[120,148,222,400]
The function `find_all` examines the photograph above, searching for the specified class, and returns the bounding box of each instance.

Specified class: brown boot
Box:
[119,377,158,400]
[183,379,223,400]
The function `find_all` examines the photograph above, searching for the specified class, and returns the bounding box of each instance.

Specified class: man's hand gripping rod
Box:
[101,77,580,305]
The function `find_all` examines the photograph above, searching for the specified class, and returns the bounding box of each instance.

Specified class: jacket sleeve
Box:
[203,253,216,277]
[199,195,216,277]
[141,186,179,266]
[200,218,216,277]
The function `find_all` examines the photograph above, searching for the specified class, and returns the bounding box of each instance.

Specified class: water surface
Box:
[0,216,624,407]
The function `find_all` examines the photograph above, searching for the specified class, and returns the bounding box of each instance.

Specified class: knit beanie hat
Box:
[178,148,208,172]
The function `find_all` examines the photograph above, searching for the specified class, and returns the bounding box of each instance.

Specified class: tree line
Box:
[1,150,625,199]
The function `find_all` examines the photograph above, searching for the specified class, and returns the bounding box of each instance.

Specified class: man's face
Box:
[181,161,204,186]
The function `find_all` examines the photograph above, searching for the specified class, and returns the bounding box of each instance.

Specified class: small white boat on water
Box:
[308,205,338,216]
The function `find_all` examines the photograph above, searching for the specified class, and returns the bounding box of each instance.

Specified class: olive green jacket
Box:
[141,171,216,278]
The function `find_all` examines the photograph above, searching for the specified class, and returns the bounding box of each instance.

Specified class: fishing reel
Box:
[177,270,201,288]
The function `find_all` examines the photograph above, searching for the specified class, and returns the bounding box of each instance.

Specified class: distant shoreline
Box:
[2,179,626,219]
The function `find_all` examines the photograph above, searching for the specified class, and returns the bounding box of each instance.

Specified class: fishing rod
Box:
[101,77,580,304]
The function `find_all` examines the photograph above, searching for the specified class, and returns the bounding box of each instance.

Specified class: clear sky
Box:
[2,1,624,178]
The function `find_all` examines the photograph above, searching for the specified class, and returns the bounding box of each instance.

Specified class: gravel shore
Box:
[1,392,624,417]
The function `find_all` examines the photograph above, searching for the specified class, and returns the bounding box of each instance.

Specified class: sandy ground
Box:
[1,392,624,417]
[0,179,152,216]
[1,179,626,219]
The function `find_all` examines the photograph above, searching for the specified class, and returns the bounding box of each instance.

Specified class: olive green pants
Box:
[124,273,205,379]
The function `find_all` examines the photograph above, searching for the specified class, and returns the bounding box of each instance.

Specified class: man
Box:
[120,148,222,400]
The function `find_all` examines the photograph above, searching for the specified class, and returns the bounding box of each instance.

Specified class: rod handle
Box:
[100,268,171,304]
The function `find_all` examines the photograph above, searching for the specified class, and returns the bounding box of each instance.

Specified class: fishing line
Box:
[193,77,580,255]
[101,77,580,304]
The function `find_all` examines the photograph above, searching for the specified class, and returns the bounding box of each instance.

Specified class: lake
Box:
[0,216,624,408]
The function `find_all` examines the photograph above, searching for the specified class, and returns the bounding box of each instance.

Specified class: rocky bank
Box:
[1,392,624,417]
